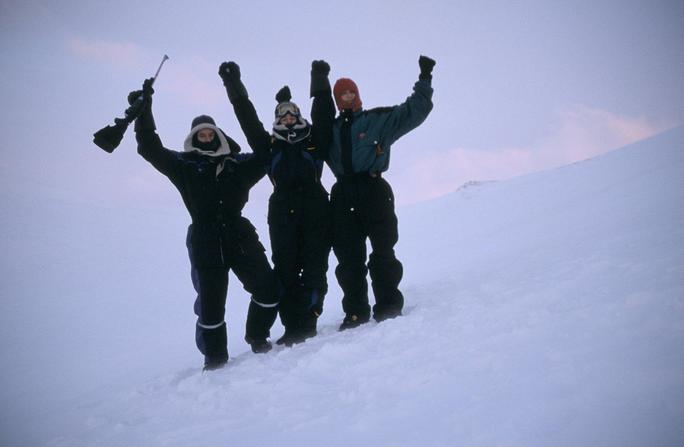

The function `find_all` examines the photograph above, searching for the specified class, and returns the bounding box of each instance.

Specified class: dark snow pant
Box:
[187,219,278,363]
[331,174,404,321]
[268,188,331,333]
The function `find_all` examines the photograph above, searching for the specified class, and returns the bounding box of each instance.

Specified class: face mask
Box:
[194,134,220,152]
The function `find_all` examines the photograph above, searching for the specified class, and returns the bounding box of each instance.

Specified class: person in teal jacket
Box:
[327,55,435,330]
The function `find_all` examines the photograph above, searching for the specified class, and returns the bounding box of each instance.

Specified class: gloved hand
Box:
[311,60,330,76]
[142,77,154,97]
[127,79,156,132]
[418,55,436,80]
[219,61,241,84]
[275,85,292,103]
[219,61,248,101]
[127,78,155,106]
[310,59,331,97]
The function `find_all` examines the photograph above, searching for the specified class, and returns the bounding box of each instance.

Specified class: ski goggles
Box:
[275,101,301,118]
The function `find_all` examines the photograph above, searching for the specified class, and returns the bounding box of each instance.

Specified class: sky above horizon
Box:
[0,0,682,209]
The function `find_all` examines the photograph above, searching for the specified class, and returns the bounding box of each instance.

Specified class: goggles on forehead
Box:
[275,102,301,118]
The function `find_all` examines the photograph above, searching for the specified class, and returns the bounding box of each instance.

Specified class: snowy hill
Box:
[1,126,683,446]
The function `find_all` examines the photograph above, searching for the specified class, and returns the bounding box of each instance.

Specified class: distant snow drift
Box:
[1,127,683,446]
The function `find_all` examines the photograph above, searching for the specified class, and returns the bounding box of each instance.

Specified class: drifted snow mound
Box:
[11,127,684,446]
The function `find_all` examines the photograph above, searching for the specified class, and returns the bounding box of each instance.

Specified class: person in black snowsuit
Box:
[325,56,435,330]
[130,79,279,370]
[218,60,335,346]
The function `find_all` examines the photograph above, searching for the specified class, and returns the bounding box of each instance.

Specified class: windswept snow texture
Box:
[2,127,683,446]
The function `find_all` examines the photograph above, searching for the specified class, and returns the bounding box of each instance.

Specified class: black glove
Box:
[219,61,240,83]
[128,79,156,132]
[418,55,436,81]
[127,78,155,105]
[275,85,292,103]
[312,60,330,76]
[142,77,154,97]
[310,59,331,97]
[125,78,154,120]
[219,61,248,101]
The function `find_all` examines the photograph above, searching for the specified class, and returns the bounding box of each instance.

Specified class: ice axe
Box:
[93,54,170,153]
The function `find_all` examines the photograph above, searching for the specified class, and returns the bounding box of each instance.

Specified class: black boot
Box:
[245,335,272,354]
[276,328,303,347]
[339,313,370,331]
[373,308,403,323]
[203,355,228,372]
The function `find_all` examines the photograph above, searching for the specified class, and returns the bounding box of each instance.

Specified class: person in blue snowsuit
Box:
[130,79,279,370]
[218,60,335,345]
[326,55,435,330]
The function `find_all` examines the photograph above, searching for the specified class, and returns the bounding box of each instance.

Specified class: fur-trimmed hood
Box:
[183,123,241,157]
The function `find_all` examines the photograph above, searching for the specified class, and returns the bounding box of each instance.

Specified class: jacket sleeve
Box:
[136,130,183,182]
[235,152,267,189]
[378,78,434,147]
[310,87,336,160]
[228,89,272,163]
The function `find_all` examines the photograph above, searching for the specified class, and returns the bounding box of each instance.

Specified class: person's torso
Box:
[174,153,253,223]
[329,109,392,176]
[268,138,325,194]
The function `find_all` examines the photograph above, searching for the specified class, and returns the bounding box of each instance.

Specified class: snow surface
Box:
[1,126,684,446]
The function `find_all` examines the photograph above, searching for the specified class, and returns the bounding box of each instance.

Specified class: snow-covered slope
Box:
[1,126,683,446]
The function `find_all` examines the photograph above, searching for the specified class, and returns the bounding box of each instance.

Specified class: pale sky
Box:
[1,0,682,209]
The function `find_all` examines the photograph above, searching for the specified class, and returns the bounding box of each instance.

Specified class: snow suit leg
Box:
[191,265,229,364]
[298,192,332,335]
[186,224,230,364]
[227,218,279,341]
[364,178,404,320]
[268,193,302,333]
[331,179,371,320]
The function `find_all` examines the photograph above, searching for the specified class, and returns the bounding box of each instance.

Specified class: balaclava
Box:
[333,78,362,112]
[184,114,241,156]
[190,115,221,152]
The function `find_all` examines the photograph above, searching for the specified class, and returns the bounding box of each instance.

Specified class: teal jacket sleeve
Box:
[377,78,433,147]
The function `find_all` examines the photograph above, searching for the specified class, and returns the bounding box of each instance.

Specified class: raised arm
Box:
[309,60,335,159]
[377,55,435,147]
[131,79,183,180]
[218,62,271,161]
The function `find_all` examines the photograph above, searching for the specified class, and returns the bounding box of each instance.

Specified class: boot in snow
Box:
[276,328,304,347]
[339,313,370,331]
[245,335,273,354]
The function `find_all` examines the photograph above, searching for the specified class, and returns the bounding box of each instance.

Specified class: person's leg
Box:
[186,225,230,367]
[191,266,230,365]
[269,215,301,339]
[229,218,279,352]
[364,178,404,321]
[331,182,371,328]
[298,195,332,338]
